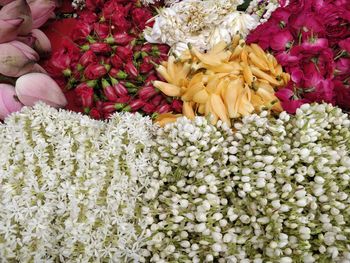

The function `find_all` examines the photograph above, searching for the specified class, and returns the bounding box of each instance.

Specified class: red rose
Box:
[75,83,94,108]
[86,0,104,11]
[84,63,108,79]
[131,8,154,30]
[339,38,350,53]
[334,80,350,111]
[270,29,294,51]
[288,11,325,41]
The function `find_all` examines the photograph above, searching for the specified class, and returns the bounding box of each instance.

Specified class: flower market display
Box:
[0,0,349,262]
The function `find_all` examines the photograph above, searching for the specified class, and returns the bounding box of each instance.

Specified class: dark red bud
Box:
[89,108,102,119]
[110,55,123,70]
[102,79,119,101]
[171,99,183,113]
[106,32,134,45]
[142,103,156,113]
[114,82,129,97]
[138,85,158,100]
[90,43,111,54]
[157,104,172,114]
[151,94,163,106]
[115,46,133,62]
[125,60,138,78]
[129,99,146,111]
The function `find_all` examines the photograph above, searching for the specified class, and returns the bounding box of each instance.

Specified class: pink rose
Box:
[339,38,350,53]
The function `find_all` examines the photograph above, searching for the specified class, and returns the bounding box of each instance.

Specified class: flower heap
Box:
[46,0,182,120]
[0,0,67,120]
[247,0,350,113]
[141,103,350,262]
[144,0,287,54]
[0,103,155,262]
[154,37,290,127]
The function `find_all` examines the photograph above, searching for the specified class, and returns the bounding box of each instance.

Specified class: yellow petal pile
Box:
[154,35,290,127]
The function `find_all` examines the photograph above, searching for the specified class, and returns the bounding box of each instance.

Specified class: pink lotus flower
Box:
[15,72,67,108]
[0,0,16,5]
[27,0,56,29]
[0,0,32,37]
[0,40,39,77]
[31,29,52,58]
[0,83,23,120]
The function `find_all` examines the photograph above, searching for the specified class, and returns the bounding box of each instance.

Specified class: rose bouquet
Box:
[247,0,350,113]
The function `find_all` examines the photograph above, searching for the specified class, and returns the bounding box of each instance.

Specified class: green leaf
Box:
[237,0,254,11]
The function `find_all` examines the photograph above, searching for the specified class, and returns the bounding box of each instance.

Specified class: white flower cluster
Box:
[144,0,261,54]
[246,0,288,23]
[141,104,350,262]
[0,103,155,262]
[72,0,85,10]
[141,0,180,6]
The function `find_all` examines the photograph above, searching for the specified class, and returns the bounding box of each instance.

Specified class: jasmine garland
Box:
[0,103,155,262]
[0,103,350,262]
[141,104,350,262]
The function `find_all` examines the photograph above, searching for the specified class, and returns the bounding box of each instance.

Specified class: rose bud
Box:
[79,50,97,68]
[157,104,172,114]
[94,23,109,39]
[84,63,107,79]
[0,83,23,120]
[109,69,128,79]
[75,82,94,108]
[126,99,145,111]
[89,42,111,54]
[150,94,163,107]
[71,22,92,44]
[140,43,152,53]
[110,77,128,97]
[144,73,158,85]
[138,85,158,100]
[102,101,124,114]
[110,54,123,70]
[171,99,183,112]
[0,0,32,36]
[89,107,101,119]
[15,73,67,108]
[156,44,170,56]
[106,32,134,45]
[139,56,154,74]
[31,29,51,58]
[142,103,156,114]
[0,40,39,77]
[102,78,118,102]
[115,46,133,62]
[125,60,138,79]
[27,0,56,29]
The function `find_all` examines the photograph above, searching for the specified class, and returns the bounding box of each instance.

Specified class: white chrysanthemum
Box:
[144,0,251,54]
[0,103,155,262]
[142,104,350,262]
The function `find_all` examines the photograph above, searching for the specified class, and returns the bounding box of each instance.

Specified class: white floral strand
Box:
[0,103,155,262]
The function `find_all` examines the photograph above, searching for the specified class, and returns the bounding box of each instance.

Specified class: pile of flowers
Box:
[144,0,285,54]
[247,0,350,113]
[0,0,67,120]
[141,103,350,262]
[45,0,182,119]
[0,0,350,262]
[153,37,290,126]
[1,102,350,262]
[0,103,155,261]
